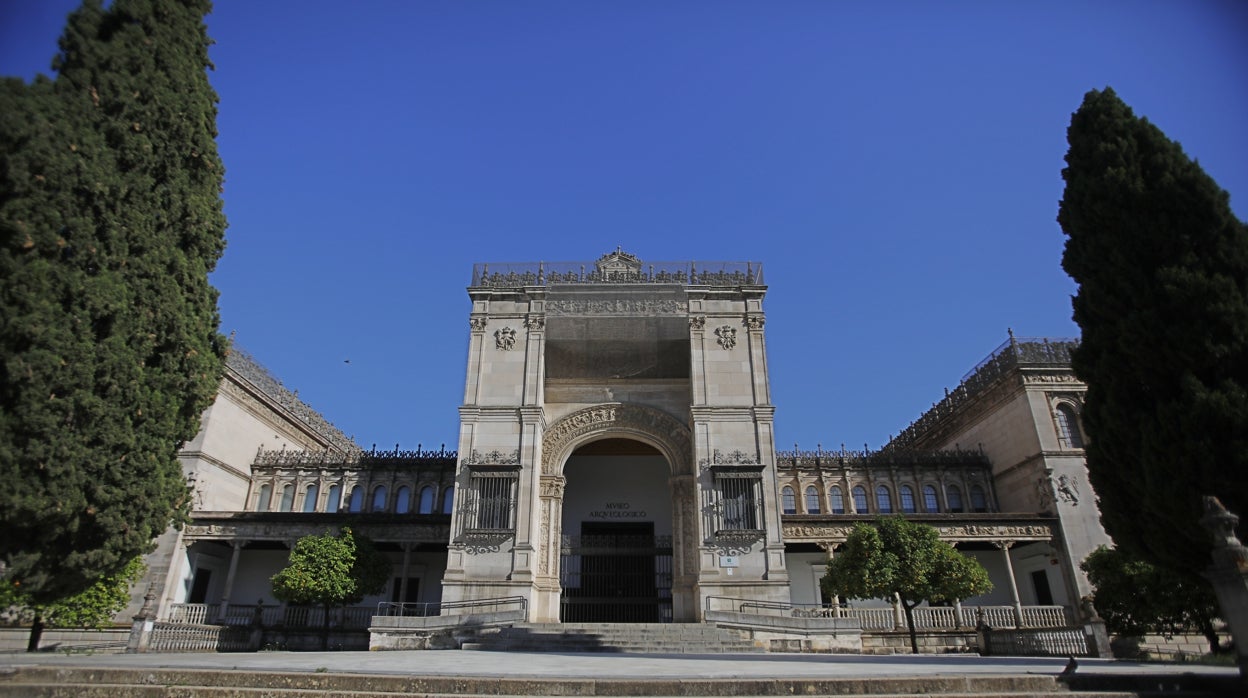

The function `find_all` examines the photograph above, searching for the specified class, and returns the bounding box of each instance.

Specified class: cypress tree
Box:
[1058,87,1248,577]
[0,0,226,605]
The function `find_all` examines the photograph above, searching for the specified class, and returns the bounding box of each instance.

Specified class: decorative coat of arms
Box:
[494,327,517,351]
[715,325,737,350]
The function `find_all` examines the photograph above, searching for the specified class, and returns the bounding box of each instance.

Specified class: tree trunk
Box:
[322,604,331,651]
[902,601,919,654]
[26,613,44,653]
[1199,619,1225,654]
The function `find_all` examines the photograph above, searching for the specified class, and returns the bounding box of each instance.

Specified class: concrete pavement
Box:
[0,649,1237,681]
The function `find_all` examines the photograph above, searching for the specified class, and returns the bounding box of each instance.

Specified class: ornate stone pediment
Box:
[595,247,643,275]
[541,403,692,475]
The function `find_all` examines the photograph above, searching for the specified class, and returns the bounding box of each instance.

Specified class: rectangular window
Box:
[719,477,759,530]
[473,475,514,529]
[457,465,520,535]
[708,465,765,533]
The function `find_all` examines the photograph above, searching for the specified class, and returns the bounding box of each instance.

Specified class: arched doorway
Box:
[560,438,673,622]
[537,403,699,623]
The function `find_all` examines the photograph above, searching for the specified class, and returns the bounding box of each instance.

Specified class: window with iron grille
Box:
[708,465,765,533]
[458,466,519,534]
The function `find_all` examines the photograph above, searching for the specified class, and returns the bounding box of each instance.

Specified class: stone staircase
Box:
[462,622,765,653]
[0,666,1167,697]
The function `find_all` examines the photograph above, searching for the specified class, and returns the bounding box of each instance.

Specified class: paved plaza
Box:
[1,650,1238,682]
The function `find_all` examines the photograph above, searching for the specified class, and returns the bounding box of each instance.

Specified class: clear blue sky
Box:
[3,1,1246,453]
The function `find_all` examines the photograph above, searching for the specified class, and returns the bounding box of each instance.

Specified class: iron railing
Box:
[165,603,375,629]
[374,595,527,618]
[704,597,1071,630]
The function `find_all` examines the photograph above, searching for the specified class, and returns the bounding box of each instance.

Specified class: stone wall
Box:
[861,630,979,655]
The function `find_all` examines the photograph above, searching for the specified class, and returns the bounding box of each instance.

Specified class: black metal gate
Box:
[560,523,672,623]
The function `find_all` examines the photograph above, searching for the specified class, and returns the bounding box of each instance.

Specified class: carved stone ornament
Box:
[688,316,706,331]
[469,317,488,332]
[541,403,692,475]
[744,315,765,330]
[715,325,737,350]
[464,449,521,466]
[709,529,765,556]
[699,449,760,469]
[539,477,566,499]
[1055,473,1080,505]
[459,530,513,555]
[547,299,685,316]
[524,315,545,331]
[1036,474,1054,510]
[494,327,517,351]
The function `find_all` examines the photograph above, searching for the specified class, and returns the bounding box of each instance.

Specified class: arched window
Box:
[302,484,319,512]
[876,485,893,514]
[923,485,939,513]
[852,486,869,514]
[348,485,364,513]
[278,484,294,512]
[371,486,388,512]
[946,485,964,513]
[828,486,845,515]
[256,483,272,512]
[325,484,341,513]
[395,486,411,514]
[418,486,435,514]
[442,487,454,514]
[899,485,916,513]
[1055,404,1084,448]
[781,486,797,515]
[970,484,988,513]
[805,486,820,514]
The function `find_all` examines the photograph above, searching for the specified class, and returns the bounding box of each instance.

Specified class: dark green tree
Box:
[821,517,993,654]
[1081,546,1225,654]
[271,528,391,649]
[0,0,227,610]
[1,556,146,652]
[1058,87,1248,576]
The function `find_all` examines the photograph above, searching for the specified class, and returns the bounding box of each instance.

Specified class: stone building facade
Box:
[130,249,1103,630]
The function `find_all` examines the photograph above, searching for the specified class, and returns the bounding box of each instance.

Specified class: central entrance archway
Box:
[560,438,673,622]
[536,403,699,623]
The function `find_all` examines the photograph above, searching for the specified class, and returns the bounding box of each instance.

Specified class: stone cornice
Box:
[185,513,451,544]
[782,514,1056,544]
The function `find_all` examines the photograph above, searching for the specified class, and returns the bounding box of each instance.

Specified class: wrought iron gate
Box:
[560,527,673,623]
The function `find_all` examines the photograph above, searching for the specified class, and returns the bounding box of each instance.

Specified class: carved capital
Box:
[524,315,545,331]
[539,476,566,499]
[744,315,765,330]
[469,317,488,332]
[688,316,706,331]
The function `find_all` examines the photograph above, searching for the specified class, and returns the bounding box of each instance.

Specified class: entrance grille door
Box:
[560,522,673,623]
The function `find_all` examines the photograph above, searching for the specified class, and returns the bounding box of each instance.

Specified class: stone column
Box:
[398,543,412,606]
[1200,496,1248,683]
[533,475,565,621]
[670,474,699,622]
[994,541,1024,627]
[817,541,840,616]
[217,540,245,622]
[126,584,157,653]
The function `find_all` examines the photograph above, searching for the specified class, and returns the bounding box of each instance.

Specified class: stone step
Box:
[0,685,1150,698]
[1,666,1108,696]
[468,622,765,654]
